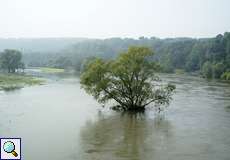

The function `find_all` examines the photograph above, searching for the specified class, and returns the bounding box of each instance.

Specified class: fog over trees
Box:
[1,32,230,80]
[0,49,25,73]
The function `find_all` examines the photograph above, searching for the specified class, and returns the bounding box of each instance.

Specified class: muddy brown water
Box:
[0,74,230,160]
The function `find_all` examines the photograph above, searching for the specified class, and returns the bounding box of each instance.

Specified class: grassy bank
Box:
[0,74,44,91]
[40,67,65,73]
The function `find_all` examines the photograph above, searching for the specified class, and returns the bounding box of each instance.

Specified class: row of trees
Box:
[186,33,230,80]
[22,32,230,80]
[0,49,25,73]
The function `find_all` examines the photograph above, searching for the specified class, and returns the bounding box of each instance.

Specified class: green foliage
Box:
[5,32,230,81]
[0,74,44,91]
[185,41,206,72]
[201,62,225,79]
[226,55,230,69]
[161,53,174,73]
[0,49,24,73]
[201,61,213,79]
[80,46,175,111]
[213,62,225,78]
[40,67,65,73]
[49,56,72,69]
[72,32,230,80]
[221,71,230,80]
[175,69,185,74]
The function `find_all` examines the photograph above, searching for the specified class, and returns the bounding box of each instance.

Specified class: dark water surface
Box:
[0,74,230,160]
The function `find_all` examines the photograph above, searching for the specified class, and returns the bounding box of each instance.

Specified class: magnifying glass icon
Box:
[3,141,18,157]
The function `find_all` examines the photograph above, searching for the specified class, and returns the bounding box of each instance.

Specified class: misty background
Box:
[0,0,230,38]
[0,0,230,79]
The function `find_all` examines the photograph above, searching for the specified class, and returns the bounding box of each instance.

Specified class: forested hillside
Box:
[2,33,230,80]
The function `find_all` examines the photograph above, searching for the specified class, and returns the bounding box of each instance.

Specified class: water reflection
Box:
[80,112,173,160]
[0,74,230,160]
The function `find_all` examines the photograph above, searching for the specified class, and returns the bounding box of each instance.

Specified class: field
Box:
[40,67,65,73]
[0,73,44,91]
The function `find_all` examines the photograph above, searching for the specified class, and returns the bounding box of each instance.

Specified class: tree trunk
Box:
[126,104,145,112]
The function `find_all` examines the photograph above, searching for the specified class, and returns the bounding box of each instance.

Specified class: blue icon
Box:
[0,138,21,160]
[3,141,18,157]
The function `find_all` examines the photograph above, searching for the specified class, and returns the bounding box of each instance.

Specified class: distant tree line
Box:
[22,32,230,80]
[0,49,25,73]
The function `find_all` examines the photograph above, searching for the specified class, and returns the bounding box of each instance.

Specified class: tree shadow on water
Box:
[79,111,174,160]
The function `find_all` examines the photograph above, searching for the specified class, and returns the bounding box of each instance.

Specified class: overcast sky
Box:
[0,0,229,39]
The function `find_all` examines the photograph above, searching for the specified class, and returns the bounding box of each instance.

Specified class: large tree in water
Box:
[80,46,175,111]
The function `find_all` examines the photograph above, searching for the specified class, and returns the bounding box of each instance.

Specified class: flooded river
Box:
[0,74,230,160]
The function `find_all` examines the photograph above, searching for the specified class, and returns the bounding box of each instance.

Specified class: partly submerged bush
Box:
[221,71,230,81]
[80,46,175,112]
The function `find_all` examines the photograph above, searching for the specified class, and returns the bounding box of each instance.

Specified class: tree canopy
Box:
[3,32,229,80]
[0,49,25,73]
[80,46,175,111]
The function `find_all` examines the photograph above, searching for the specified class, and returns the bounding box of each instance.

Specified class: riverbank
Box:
[169,69,230,82]
[40,67,65,73]
[0,73,44,91]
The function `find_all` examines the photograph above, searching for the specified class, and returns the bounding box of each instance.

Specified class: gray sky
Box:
[0,0,229,38]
